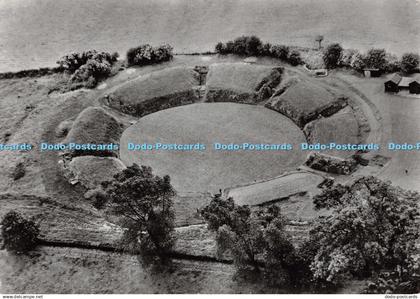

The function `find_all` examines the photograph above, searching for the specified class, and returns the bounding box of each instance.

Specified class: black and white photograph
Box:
[0,0,419,296]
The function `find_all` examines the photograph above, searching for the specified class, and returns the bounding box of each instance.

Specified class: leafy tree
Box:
[400,53,420,74]
[215,42,227,54]
[364,48,388,71]
[323,43,343,69]
[310,176,419,287]
[269,45,290,61]
[287,50,302,66]
[107,164,176,264]
[1,211,39,254]
[201,195,301,287]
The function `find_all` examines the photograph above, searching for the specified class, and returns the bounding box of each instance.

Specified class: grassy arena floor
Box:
[120,103,306,193]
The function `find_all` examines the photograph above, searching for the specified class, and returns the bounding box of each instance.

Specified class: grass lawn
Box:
[120,103,306,193]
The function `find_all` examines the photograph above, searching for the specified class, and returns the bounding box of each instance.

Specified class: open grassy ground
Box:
[120,103,307,193]
[266,78,346,127]
[1,0,419,72]
[304,106,361,158]
[226,171,324,207]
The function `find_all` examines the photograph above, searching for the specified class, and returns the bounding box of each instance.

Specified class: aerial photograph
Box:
[0,0,419,296]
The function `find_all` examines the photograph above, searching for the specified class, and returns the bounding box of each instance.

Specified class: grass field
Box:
[104,66,200,116]
[64,107,123,156]
[120,103,306,193]
[106,67,199,106]
[206,63,280,93]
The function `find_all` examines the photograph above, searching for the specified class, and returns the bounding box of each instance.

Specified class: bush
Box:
[1,211,40,254]
[57,50,118,88]
[57,50,115,73]
[126,44,173,66]
[310,177,419,286]
[364,270,420,294]
[71,59,112,87]
[12,162,25,181]
[401,53,420,74]
[323,43,343,69]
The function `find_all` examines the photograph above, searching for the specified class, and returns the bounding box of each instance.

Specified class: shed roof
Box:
[386,74,402,85]
[398,74,420,87]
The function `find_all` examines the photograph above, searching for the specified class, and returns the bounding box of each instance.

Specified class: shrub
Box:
[323,43,343,69]
[12,162,25,181]
[385,53,401,73]
[400,53,420,74]
[57,50,115,73]
[126,44,173,66]
[269,45,290,60]
[215,42,227,54]
[364,269,420,294]
[201,195,306,288]
[339,49,358,67]
[1,211,40,254]
[310,177,420,287]
[350,52,366,72]
[107,164,176,264]
[364,48,388,71]
[71,59,112,87]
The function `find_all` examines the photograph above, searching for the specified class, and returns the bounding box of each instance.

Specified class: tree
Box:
[323,43,343,69]
[310,177,419,287]
[126,44,173,66]
[401,53,420,74]
[364,48,388,71]
[287,50,302,66]
[201,195,301,287]
[1,211,39,254]
[269,44,289,60]
[315,35,324,50]
[107,164,176,264]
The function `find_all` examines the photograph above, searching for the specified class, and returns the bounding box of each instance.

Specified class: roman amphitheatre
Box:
[59,61,373,199]
[0,52,417,293]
